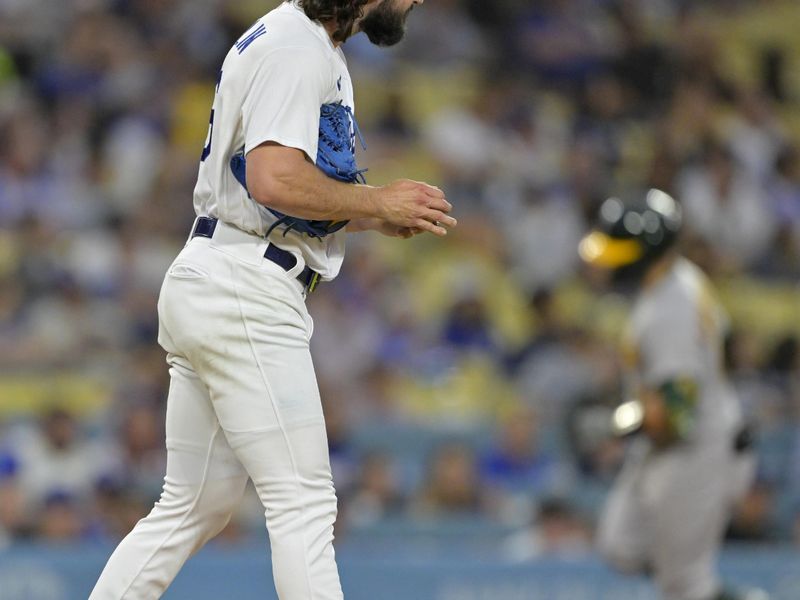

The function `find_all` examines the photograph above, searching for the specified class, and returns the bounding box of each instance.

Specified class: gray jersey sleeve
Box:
[635,295,702,388]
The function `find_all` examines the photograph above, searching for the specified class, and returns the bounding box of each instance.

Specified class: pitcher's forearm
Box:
[346,218,381,232]
[246,142,455,236]
[247,149,384,221]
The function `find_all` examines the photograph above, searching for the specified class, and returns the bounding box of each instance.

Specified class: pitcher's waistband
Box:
[189,217,321,294]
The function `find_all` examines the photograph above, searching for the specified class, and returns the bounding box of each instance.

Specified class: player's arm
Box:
[241,45,454,237]
[614,296,703,447]
[639,378,699,447]
[246,143,455,237]
[612,379,698,447]
[345,218,421,238]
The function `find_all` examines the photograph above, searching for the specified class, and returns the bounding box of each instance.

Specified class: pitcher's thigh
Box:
[192,288,341,600]
[165,355,248,485]
[196,273,325,438]
[204,335,334,506]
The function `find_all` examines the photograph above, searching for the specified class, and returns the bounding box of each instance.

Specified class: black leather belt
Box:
[191,217,322,293]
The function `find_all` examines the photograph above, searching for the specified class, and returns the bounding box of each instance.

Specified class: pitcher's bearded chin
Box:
[360,0,411,47]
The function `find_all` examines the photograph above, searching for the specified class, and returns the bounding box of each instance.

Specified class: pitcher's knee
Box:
[258,477,337,535]
[150,478,243,538]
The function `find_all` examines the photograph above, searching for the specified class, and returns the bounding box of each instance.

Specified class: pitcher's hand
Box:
[376,180,456,237]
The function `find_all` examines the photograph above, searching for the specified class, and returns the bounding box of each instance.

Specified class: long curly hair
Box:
[295,0,371,42]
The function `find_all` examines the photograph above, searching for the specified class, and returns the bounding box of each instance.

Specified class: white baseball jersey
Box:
[624,257,742,443]
[193,0,354,280]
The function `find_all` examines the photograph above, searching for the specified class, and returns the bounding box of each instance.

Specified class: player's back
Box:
[628,258,742,444]
[193,2,333,225]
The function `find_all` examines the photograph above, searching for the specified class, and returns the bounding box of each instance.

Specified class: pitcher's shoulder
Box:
[227,12,333,86]
[258,2,334,55]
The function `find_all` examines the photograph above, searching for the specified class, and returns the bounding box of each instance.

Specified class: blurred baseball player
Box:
[90,1,455,598]
[579,190,759,600]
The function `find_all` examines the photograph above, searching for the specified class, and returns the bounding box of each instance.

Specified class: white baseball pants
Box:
[90,222,343,599]
[597,438,755,600]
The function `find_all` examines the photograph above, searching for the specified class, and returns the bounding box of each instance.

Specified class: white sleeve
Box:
[242,46,331,160]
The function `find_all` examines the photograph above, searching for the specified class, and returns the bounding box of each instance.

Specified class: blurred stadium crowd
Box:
[1,0,800,559]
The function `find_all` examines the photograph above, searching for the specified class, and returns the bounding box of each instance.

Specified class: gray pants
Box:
[597,438,755,600]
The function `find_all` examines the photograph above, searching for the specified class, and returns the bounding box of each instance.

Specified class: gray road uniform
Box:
[597,258,755,600]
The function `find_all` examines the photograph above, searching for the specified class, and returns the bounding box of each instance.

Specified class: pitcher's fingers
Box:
[424,210,457,228]
[412,180,444,194]
[426,197,453,213]
[414,218,448,237]
[418,183,446,199]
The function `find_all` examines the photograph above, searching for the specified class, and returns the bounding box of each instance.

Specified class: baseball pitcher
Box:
[90,1,455,598]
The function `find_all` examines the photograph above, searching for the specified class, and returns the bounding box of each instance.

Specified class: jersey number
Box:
[201,22,264,161]
[200,70,224,162]
[200,109,215,162]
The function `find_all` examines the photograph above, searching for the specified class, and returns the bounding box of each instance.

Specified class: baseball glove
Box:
[230,101,366,239]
